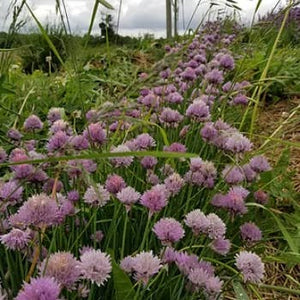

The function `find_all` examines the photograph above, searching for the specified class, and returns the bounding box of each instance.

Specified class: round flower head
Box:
[204,276,223,296]
[184,209,209,236]
[206,213,226,239]
[235,251,265,283]
[84,122,106,146]
[249,155,271,173]
[222,165,245,185]
[242,164,257,182]
[240,222,262,243]
[164,173,184,196]
[70,135,89,151]
[131,251,162,285]
[219,53,235,70]
[163,142,186,153]
[159,108,183,127]
[24,114,43,131]
[141,156,158,169]
[47,130,69,152]
[0,147,7,163]
[110,145,133,167]
[180,67,196,81]
[105,174,126,194]
[10,193,59,228]
[7,128,22,141]
[0,180,23,204]
[224,133,252,153]
[16,277,60,300]
[254,190,268,205]
[40,251,80,289]
[120,256,135,273]
[186,100,210,122]
[47,107,64,124]
[79,249,112,286]
[116,186,141,212]
[210,238,231,255]
[188,267,210,290]
[204,69,224,85]
[153,217,185,246]
[140,184,169,215]
[134,133,156,150]
[67,190,80,202]
[0,228,31,250]
[83,184,110,207]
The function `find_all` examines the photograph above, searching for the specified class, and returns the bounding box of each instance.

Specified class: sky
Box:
[0,0,288,37]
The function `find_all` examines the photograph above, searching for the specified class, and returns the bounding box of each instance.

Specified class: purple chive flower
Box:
[224,133,253,153]
[116,186,141,211]
[0,147,7,163]
[110,145,133,167]
[105,174,126,194]
[130,251,162,285]
[42,178,63,194]
[205,69,224,84]
[10,193,59,228]
[24,140,36,151]
[67,159,97,177]
[90,230,104,243]
[40,251,80,289]
[242,164,257,182]
[85,109,98,123]
[186,100,210,122]
[222,165,245,185]
[249,155,271,173]
[120,256,135,273]
[146,170,160,185]
[166,92,183,104]
[70,135,89,150]
[67,190,80,202]
[232,93,248,105]
[200,122,218,141]
[254,190,269,205]
[181,67,196,81]
[184,209,209,236]
[210,238,231,255]
[79,249,112,286]
[50,120,71,135]
[240,222,262,243]
[141,156,158,169]
[0,181,23,203]
[140,184,169,215]
[47,107,63,124]
[205,276,223,296]
[84,123,106,146]
[206,213,226,239]
[187,59,199,69]
[235,251,265,283]
[24,114,43,131]
[16,277,60,300]
[10,152,34,180]
[83,184,110,207]
[188,267,210,290]
[159,108,183,127]
[164,173,184,196]
[0,228,31,250]
[7,128,23,141]
[55,194,75,224]
[134,133,156,150]
[219,54,235,70]
[153,218,185,246]
[47,130,69,152]
[163,142,187,153]
[162,247,177,264]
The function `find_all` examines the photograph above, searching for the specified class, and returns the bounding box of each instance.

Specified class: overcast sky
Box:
[0,0,287,37]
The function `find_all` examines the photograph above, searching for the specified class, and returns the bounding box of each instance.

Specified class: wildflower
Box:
[164,173,184,196]
[240,222,262,243]
[219,53,235,70]
[162,247,177,264]
[50,120,71,135]
[166,92,183,104]
[110,145,133,167]
[16,277,60,300]
[250,155,271,173]
[10,193,59,228]
[47,107,64,124]
[120,256,135,273]
[7,128,22,141]
[222,165,245,185]
[0,228,31,250]
[85,109,98,123]
[232,93,248,105]
[40,251,80,289]
[67,190,80,202]
[0,181,23,203]
[188,267,210,289]
[184,209,209,236]
[79,249,112,286]
[186,100,210,122]
[206,213,226,239]
[84,123,106,146]
[24,115,43,131]
[90,231,104,243]
[116,186,141,212]
[163,142,186,153]
[205,69,224,84]
[141,156,158,169]
[224,133,252,153]
[0,147,7,163]
[242,164,257,182]
[254,190,269,204]
[105,174,126,194]
[181,67,196,81]
[83,184,110,207]
[235,251,265,283]
[47,130,69,152]
[153,218,185,246]
[210,238,231,255]
[140,184,169,215]
[205,276,223,296]
[42,178,63,194]
[159,108,183,127]
[134,133,156,150]
[132,251,162,285]
[70,135,89,150]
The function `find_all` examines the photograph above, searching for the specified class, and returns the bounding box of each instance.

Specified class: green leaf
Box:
[233,281,250,300]
[111,257,135,300]
[98,0,114,9]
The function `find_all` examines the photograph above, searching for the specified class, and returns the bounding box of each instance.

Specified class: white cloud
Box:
[0,0,288,36]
